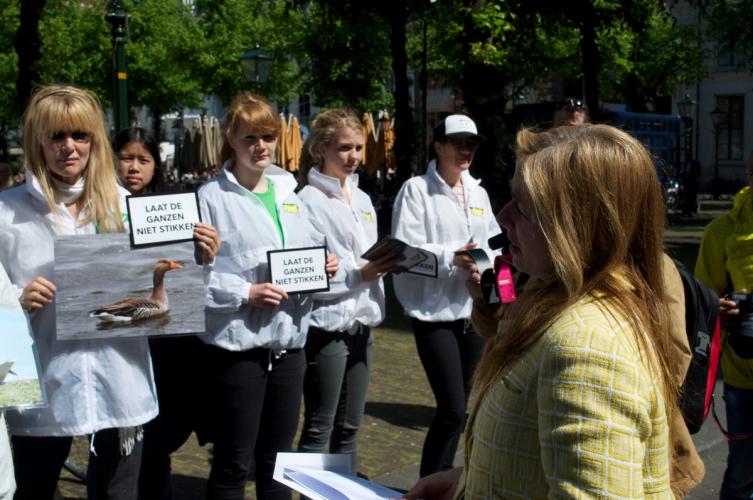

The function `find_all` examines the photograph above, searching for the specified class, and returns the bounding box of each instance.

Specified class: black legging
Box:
[204,345,305,500]
[13,427,142,500]
[411,318,485,477]
[138,335,209,500]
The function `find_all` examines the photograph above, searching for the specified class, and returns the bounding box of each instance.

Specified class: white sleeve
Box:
[391,181,454,279]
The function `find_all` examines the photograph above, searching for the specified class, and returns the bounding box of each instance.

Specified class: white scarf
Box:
[51,175,85,205]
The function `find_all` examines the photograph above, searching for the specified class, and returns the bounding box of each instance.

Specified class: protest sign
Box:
[267,246,329,294]
[127,192,201,248]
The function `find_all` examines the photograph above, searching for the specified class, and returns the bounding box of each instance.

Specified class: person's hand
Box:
[193,222,221,263]
[249,283,288,308]
[402,467,462,500]
[325,253,339,278]
[20,277,56,312]
[465,270,483,301]
[361,252,402,282]
[452,242,478,271]
[719,294,742,330]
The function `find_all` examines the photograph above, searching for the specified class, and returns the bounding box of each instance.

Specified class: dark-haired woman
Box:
[114,127,161,195]
[112,127,220,500]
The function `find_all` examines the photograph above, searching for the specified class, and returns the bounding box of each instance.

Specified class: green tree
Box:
[37,0,110,104]
[0,0,20,138]
[598,7,703,112]
[124,0,206,139]
[708,0,753,70]
[195,0,306,106]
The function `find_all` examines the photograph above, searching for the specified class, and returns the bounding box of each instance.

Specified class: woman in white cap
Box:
[391,114,502,477]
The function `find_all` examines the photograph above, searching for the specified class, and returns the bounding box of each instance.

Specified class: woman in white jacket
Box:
[391,114,502,477]
[296,109,399,471]
[0,84,158,499]
[198,93,337,500]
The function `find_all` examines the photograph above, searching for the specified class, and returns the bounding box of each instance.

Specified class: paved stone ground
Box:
[55,201,734,499]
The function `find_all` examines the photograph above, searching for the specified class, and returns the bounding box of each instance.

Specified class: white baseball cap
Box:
[435,114,485,141]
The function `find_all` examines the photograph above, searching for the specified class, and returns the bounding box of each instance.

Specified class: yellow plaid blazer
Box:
[458,299,672,499]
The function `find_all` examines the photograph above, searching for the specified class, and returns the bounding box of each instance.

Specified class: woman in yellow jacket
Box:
[695,155,753,500]
[406,124,678,499]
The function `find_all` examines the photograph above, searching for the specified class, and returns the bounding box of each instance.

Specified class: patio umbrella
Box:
[211,117,223,172]
[277,114,289,170]
[287,115,302,172]
[362,112,380,176]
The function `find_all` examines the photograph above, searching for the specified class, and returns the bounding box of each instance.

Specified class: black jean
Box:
[205,345,305,500]
[411,318,485,477]
[138,335,209,500]
[13,427,142,500]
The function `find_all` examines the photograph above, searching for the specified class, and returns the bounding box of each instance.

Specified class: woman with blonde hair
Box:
[296,108,399,471]
[406,124,678,499]
[0,84,158,500]
[198,92,337,499]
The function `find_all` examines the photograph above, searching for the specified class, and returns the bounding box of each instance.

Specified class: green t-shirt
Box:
[253,179,284,245]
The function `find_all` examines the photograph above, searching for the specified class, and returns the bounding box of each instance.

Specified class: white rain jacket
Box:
[0,173,157,437]
[299,168,385,332]
[391,160,502,322]
[199,164,325,351]
[0,264,17,498]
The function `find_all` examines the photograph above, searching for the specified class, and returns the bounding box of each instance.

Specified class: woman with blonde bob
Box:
[0,85,157,499]
[405,124,678,499]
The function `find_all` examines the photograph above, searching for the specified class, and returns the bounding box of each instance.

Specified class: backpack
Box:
[674,260,722,434]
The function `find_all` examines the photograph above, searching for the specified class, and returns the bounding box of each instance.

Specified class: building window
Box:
[299,94,311,124]
[717,39,746,69]
[716,95,744,161]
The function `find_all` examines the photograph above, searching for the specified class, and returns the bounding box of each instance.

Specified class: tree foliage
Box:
[37,1,110,104]
[0,0,20,129]
[194,0,306,106]
[708,0,753,70]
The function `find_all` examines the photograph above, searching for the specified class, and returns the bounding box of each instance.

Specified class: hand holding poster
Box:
[267,247,330,294]
[127,192,202,248]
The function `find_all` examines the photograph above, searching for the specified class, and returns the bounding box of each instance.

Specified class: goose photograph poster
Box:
[54,234,205,340]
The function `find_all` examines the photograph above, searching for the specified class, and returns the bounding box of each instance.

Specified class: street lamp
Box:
[239,45,273,86]
[677,93,696,163]
[710,107,727,200]
[106,0,128,134]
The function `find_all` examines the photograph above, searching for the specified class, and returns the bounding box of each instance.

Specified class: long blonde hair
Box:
[220,92,280,165]
[23,84,124,233]
[474,124,676,413]
[298,108,364,186]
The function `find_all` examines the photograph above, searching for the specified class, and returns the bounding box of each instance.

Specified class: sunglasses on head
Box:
[558,99,585,110]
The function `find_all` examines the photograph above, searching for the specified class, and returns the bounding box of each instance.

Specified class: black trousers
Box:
[205,345,305,500]
[12,427,142,500]
[138,335,208,500]
[411,318,485,477]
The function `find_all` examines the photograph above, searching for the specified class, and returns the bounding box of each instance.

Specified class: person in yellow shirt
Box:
[695,151,753,500]
[405,124,677,499]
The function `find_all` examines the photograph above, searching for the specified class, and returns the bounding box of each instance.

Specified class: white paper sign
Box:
[127,192,201,248]
[267,246,330,294]
[273,453,402,500]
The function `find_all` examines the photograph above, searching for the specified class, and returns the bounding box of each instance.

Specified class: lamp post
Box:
[677,93,696,163]
[106,0,128,134]
[174,109,185,186]
[239,45,273,88]
[710,107,726,200]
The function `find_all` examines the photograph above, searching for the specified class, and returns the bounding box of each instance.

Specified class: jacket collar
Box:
[220,160,298,201]
[426,159,480,191]
[730,186,753,224]
[26,169,51,205]
[307,167,359,201]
